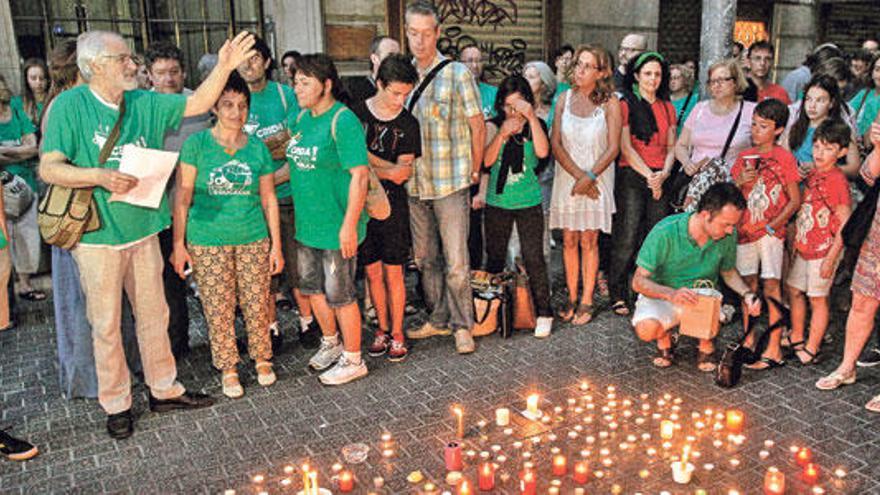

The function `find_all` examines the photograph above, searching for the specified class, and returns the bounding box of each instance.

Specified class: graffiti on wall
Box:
[434,0,529,82]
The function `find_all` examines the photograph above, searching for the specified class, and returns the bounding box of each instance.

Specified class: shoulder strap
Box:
[407,59,453,113]
[330,106,348,142]
[720,101,744,160]
[98,96,127,165]
[295,108,308,126]
[276,82,288,112]
[856,89,870,118]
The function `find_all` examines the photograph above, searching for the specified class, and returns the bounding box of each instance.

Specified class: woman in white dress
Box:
[550,44,622,325]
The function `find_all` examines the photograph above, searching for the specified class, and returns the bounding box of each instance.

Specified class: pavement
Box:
[1,252,879,494]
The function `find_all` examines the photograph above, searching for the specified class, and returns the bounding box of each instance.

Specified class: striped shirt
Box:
[407,53,482,200]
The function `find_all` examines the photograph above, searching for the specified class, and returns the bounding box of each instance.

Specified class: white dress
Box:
[549,90,615,232]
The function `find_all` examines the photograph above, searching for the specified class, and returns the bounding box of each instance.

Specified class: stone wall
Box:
[819,1,880,53]
[0,0,22,94]
[561,0,660,61]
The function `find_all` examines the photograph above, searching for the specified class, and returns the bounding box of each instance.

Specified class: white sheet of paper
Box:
[108,145,179,209]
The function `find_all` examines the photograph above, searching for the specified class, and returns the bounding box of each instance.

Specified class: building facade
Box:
[2,0,877,93]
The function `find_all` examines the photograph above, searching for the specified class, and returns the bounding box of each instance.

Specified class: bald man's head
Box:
[618,33,647,70]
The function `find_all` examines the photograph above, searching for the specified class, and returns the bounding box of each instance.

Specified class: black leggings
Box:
[484,204,552,317]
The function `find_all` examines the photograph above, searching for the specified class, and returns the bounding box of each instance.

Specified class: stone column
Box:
[699,0,736,96]
[0,0,22,94]
[263,0,325,57]
[771,0,817,82]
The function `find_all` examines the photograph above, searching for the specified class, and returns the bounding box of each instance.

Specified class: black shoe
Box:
[857,347,880,368]
[271,324,285,355]
[0,430,38,460]
[149,392,214,413]
[298,320,321,349]
[106,410,134,440]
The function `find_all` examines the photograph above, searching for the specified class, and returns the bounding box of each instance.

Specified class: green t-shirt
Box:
[10,96,43,127]
[42,86,186,246]
[849,88,880,137]
[635,212,737,289]
[479,82,498,119]
[486,134,543,210]
[286,102,369,250]
[0,103,37,190]
[179,129,273,246]
[672,90,699,136]
[244,80,300,199]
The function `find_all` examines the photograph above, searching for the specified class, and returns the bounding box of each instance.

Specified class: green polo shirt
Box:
[244,80,300,199]
[636,212,737,289]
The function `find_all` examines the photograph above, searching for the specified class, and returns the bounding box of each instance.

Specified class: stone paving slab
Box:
[0,255,879,494]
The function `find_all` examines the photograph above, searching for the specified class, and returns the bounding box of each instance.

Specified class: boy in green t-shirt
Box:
[632,183,762,372]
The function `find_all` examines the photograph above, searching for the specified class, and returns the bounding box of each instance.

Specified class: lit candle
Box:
[573,461,589,484]
[802,463,819,485]
[339,470,354,493]
[526,394,540,417]
[726,410,744,434]
[551,455,567,476]
[671,459,695,484]
[519,468,537,495]
[458,478,473,495]
[764,467,785,495]
[496,408,510,427]
[308,471,318,495]
[478,462,495,491]
[660,420,675,440]
[301,464,310,494]
[796,447,812,467]
[453,405,464,439]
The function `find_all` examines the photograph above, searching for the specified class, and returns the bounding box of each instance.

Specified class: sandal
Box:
[795,346,821,365]
[572,304,594,325]
[653,346,674,368]
[697,350,717,373]
[866,394,880,413]
[221,372,244,398]
[744,356,786,371]
[611,300,630,316]
[255,362,276,387]
[815,370,856,390]
[17,290,46,302]
[558,300,575,322]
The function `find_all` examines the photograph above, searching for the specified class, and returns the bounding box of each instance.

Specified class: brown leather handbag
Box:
[512,262,537,330]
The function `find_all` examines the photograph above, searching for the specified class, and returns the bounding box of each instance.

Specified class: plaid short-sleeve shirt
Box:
[407,53,482,200]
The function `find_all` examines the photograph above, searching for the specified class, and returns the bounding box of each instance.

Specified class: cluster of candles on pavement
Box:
[235,380,848,494]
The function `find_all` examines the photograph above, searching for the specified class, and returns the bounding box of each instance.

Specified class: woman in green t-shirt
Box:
[0,192,12,331]
[280,54,370,386]
[483,76,554,338]
[171,72,283,399]
[0,75,44,302]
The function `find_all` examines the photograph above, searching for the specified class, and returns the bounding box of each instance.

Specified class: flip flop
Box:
[558,300,575,322]
[611,300,630,316]
[572,304,594,325]
[795,346,821,365]
[653,346,674,368]
[697,350,717,372]
[865,394,880,413]
[17,290,46,302]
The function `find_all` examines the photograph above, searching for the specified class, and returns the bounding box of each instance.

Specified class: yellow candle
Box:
[526,394,540,416]
[452,405,464,439]
[308,471,318,495]
[660,420,675,440]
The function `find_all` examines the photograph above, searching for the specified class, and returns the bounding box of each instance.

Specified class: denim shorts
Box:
[296,244,357,307]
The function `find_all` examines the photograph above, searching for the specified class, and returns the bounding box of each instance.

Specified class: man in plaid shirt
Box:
[404,1,486,353]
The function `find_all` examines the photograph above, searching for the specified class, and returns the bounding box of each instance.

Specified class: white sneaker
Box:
[319,356,368,385]
[534,317,553,338]
[309,340,343,370]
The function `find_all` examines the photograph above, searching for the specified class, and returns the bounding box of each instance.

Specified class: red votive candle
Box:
[478,462,495,491]
[338,470,354,492]
[802,463,819,485]
[551,454,567,476]
[458,477,473,495]
[445,441,463,471]
[795,447,812,467]
[573,461,590,484]
[519,468,537,495]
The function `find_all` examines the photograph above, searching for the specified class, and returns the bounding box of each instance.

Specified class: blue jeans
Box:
[52,247,141,399]
[409,188,474,331]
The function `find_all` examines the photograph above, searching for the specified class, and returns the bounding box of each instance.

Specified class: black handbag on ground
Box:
[715,297,789,388]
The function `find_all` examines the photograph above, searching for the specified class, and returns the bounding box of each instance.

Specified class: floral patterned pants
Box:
[190,238,272,371]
